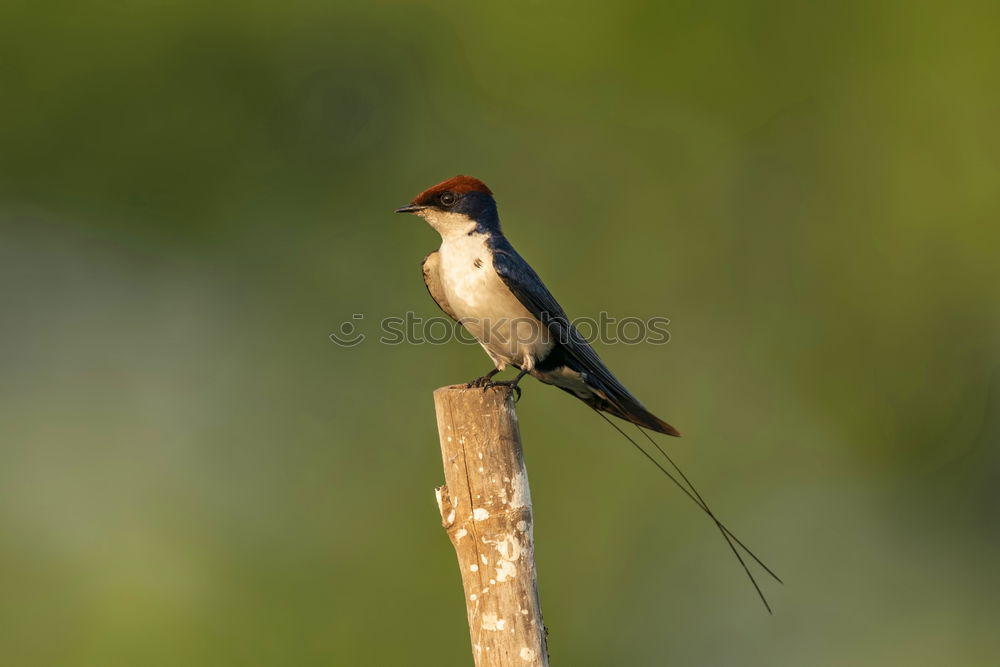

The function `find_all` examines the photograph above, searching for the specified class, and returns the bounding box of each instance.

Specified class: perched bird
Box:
[397,175,781,612]
[396,174,680,436]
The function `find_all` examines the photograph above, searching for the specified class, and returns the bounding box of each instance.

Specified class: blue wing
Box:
[488,235,680,436]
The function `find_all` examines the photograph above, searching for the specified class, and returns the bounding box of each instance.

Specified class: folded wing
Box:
[488,236,680,436]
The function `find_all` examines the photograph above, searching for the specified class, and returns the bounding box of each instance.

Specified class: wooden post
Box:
[433,385,549,666]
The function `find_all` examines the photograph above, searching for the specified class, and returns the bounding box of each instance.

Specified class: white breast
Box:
[437,233,553,370]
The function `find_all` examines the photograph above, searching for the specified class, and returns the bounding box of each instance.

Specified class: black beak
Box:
[395,204,426,214]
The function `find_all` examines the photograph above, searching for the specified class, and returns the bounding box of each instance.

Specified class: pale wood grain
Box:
[433,384,549,667]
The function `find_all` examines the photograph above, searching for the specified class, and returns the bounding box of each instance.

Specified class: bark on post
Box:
[433,384,549,666]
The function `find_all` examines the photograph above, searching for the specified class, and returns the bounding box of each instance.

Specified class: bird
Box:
[395,174,681,437]
[397,174,782,613]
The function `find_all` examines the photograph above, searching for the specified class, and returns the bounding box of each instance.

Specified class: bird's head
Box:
[395,175,500,237]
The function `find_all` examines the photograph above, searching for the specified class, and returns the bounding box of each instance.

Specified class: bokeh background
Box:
[2,1,999,665]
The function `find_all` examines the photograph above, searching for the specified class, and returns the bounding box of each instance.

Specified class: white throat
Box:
[418,209,478,240]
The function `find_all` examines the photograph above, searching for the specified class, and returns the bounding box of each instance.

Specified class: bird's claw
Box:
[465,375,495,389]
[484,379,523,402]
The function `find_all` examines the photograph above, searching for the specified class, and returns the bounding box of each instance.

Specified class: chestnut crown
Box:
[410,175,492,207]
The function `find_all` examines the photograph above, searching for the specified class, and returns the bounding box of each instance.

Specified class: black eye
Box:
[439,191,457,207]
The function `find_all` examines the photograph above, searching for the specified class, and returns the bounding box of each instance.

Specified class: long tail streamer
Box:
[591,409,782,613]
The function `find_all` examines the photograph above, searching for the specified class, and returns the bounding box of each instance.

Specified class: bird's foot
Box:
[487,379,524,402]
[465,369,500,389]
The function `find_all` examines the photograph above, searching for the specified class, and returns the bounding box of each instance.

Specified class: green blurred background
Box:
[2,1,998,665]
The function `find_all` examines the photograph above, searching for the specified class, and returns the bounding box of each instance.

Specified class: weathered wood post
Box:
[433,384,549,666]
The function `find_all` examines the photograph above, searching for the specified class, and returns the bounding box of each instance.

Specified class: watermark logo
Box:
[329,312,670,347]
